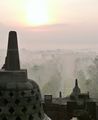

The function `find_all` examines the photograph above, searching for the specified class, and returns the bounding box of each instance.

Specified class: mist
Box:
[1,49,97,98]
[0,22,98,50]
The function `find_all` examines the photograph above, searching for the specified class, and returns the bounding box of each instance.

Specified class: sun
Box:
[25,0,49,26]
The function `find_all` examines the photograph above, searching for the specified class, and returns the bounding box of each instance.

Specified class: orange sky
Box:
[0,0,97,27]
[0,0,98,50]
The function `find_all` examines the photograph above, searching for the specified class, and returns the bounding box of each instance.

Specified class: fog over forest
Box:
[0,49,98,98]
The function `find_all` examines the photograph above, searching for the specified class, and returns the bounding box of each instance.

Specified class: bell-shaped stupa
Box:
[71,79,81,98]
[0,31,45,120]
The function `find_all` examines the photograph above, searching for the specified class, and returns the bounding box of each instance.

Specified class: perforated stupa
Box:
[0,31,45,120]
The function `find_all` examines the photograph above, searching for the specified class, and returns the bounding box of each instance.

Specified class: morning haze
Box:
[0,0,98,98]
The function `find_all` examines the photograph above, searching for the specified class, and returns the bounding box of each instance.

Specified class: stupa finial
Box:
[2,31,20,70]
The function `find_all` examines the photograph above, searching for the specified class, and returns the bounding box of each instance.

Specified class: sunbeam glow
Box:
[25,0,50,26]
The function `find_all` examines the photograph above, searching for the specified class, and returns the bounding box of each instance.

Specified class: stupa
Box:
[0,31,45,120]
[71,79,81,98]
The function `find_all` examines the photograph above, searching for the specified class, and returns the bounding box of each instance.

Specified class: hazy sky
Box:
[0,0,98,50]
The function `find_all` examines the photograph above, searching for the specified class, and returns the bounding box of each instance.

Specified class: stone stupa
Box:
[0,31,45,120]
[71,79,81,99]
